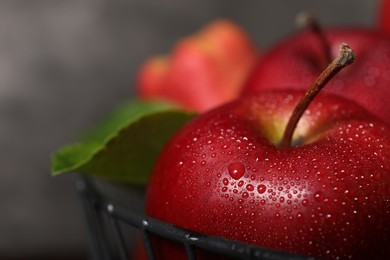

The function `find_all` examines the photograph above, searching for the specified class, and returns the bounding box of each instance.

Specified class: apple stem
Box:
[296,11,332,64]
[280,43,355,147]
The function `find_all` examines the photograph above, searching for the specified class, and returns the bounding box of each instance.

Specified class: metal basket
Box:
[76,176,318,260]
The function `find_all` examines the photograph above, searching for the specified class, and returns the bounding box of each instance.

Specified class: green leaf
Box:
[51,100,196,185]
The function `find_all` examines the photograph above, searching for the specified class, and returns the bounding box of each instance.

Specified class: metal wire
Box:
[76,176,318,260]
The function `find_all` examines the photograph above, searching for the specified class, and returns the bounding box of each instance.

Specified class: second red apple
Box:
[242,28,390,126]
[379,0,390,35]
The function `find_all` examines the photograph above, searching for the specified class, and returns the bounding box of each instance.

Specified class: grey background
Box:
[0,0,380,258]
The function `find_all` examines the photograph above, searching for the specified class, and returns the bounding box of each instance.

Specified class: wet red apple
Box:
[145,45,390,259]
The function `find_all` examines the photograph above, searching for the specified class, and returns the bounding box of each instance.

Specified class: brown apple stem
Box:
[296,11,332,64]
[280,43,355,147]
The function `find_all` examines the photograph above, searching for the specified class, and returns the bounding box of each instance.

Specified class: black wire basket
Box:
[75,175,320,260]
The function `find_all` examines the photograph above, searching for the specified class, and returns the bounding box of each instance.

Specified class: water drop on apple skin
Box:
[246,184,254,191]
[314,191,324,202]
[228,162,245,180]
[301,199,309,206]
[222,178,229,186]
[257,184,266,194]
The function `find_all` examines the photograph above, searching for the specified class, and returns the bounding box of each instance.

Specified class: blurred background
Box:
[0,0,380,259]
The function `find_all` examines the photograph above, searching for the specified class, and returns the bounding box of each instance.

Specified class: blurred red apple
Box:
[137,19,259,112]
[379,0,390,35]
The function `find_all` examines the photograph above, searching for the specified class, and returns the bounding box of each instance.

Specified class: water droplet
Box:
[222,178,229,186]
[222,187,228,192]
[228,162,245,180]
[314,191,323,202]
[257,184,267,194]
[222,144,230,149]
[246,184,254,191]
[242,192,249,199]
[238,180,244,187]
[257,184,266,194]
[302,199,309,206]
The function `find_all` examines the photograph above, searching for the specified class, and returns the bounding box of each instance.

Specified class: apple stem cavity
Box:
[280,43,355,147]
[296,11,332,64]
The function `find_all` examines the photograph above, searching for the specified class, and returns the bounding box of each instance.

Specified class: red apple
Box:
[136,56,170,102]
[145,46,390,259]
[379,0,390,35]
[137,19,258,112]
[241,27,390,126]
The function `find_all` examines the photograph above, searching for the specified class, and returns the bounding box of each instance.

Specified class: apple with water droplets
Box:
[145,45,390,259]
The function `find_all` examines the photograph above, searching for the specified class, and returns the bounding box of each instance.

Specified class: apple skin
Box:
[145,90,390,259]
[241,28,390,126]
[379,0,390,35]
[137,19,258,112]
